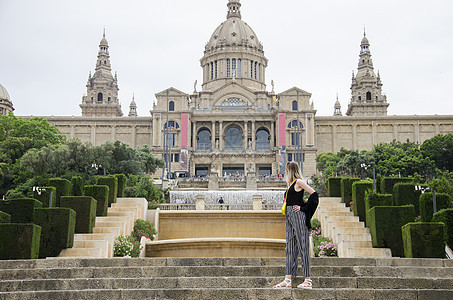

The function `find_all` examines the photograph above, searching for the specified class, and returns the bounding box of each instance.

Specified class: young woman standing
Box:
[273,162,318,289]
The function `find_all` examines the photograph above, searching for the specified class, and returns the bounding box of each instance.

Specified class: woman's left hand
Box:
[293,205,300,212]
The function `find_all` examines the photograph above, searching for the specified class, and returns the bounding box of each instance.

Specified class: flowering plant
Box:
[314,237,337,257]
[114,235,134,257]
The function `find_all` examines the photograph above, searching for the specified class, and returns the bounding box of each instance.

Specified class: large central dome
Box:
[200,0,268,92]
[205,0,263,55]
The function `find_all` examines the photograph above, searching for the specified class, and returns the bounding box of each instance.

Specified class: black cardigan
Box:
[299,192,319,229]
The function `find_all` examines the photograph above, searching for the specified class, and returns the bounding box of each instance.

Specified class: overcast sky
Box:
[1,0,452,117]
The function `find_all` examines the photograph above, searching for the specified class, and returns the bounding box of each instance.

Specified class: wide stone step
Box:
[2,276,453,292]
[2,265,453,281]
[2,287,452,300]
[58,247,105,258]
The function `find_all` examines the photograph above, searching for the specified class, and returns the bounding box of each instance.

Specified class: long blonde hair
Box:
[285,161,303,186]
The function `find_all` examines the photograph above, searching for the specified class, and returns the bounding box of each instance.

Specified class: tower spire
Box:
[227,0,241,19]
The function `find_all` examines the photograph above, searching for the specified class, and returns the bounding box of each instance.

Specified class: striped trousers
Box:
[285,207,311,278]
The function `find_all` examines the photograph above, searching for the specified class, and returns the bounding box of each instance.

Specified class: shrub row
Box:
[402,222,445,258]
[432,208,453,249]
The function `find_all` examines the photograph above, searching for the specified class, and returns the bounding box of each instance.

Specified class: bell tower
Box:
[346,31,389,116]
[80,30,123,117]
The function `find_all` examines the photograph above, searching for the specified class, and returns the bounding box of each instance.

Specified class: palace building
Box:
[8,0,453,177]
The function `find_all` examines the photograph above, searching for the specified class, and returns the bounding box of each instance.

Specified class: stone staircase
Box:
[58,198,148,258]
[314,197,392,258]
[0,257,452,299]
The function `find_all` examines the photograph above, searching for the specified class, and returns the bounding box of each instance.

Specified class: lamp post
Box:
[361,163,376,191]
[415,185,437,213]
[33,186,53,208]
[92,163,106,176]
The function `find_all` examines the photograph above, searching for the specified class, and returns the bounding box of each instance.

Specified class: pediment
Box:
[155,87,188,97]
[211,82,256,107]
[279,87,311,97]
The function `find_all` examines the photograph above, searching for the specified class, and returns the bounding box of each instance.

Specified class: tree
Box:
[421,133,453,172]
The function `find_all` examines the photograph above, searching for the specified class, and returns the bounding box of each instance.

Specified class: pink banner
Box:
[278,113,286,146]
[181,114,189,147]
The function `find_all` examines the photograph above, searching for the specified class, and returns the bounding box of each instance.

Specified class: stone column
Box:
[270,121,275,150]
[196,195,206,210]
[192,121,197,150]
[251,121,256,150]
[253,194,263,210]
[219,121,224,150]
[211,121,216,150]
[243,121,248,149]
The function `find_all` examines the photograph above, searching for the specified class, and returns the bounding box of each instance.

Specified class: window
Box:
[250,60,253,78]
[287,120,303,129]
[225,126,242,150]
[256,129,270,150]
[287,153,293,162]
[164,121,180,129]
[227,59,231,77]
[358,96,362,101]
[210,62,213,80]
[291,133,300,146]
[292,101,298,111]
[254,62,257,79]
[232,58,236,76]
[167,133,176,146]
[258,63,261,80]
[215,60,218,79]
[237,59,241,77]
[108,97,111,102]
[197,129,211,151]
[169,101,175,111]
[171,154,180,162]
[97,93,103,102]
[366,92,372,102]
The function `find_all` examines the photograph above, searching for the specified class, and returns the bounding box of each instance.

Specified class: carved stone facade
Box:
[17,0,453,178]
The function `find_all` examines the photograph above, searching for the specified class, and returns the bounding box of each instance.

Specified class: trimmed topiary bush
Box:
[393,183,420,216]
[375,174,382,194]
[0,223,41,259]
[352,181,373,222]
[402,222,446,258]
[0,198,42,223]
[115,174,127,198]
[432,208,453,249]
[48,178,72,207]
[0,211,11,223]
[84,185,109,216]
[71,176,84,196]
[368,205,415,257]
[33,186,57,208]
[364,190,393,227]
[327,177,342,197]
[340,177,360,206]
[60,196,97,233]
[419,192,451,222]
[380,177,413,195]
[97,176,118,207]
[33,208,76,258]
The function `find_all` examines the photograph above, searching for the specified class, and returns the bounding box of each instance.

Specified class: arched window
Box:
[232,59,236,74]
[225,126,242,150]
[366,91,372,102]
[250,60,253,78]
[97,93,103,102]
[254,62,257,79]
[169,101,175,111]
[227,59,231,77]
[358,96,362,102]
[237,59,241,77]
[292,100,298,111]
[215,60,218,79]
[210,62,214,80]
[287,120,303,129]
[164,121,180,129]
[256,129,270,150]
[197,129,211,151]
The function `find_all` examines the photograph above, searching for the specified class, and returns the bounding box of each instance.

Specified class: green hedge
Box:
[0,223,41,259]
[368,205,415,257]
[420,192,451,222]
[352,181,373,222]
[33,186,57,208]
[375,174,382,193]
[71,176,84,196]
[84,185,109,216]
[393,183,420,216]
[34,208,76,258]
[48,178,72,207]
[0,211,11,223]
[0,198,42,223]
[380,177,413,195]
[60,196,97,233]
[115,174,127,198]
[364,191,393,227]
[97,176,118,207]
[432,208,453,249]
[327,177,342,197]
[402,222,446,258]
[340,177,360,206]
